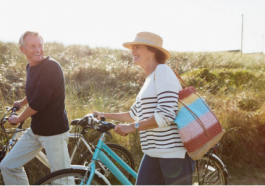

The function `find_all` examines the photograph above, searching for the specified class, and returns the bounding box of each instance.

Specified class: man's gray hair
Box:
[19,31,44,47]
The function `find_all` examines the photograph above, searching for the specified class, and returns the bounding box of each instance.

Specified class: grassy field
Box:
[0,41,265,184]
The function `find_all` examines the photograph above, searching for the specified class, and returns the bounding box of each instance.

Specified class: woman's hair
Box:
[19,31,43,48]
[146,45,166,64]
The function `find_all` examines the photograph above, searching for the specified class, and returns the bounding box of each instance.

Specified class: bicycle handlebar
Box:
[71,114,116,133]
[12,105,19,113]
[0,106,25,133]
[10,106,19,126]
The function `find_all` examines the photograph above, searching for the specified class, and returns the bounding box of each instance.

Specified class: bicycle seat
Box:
[71,119,80,125]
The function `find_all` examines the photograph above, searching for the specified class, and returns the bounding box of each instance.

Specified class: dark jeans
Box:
[136,153,196,185]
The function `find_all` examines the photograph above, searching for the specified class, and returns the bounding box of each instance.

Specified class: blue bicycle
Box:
[34,114,137,185]
[34,114,228,185]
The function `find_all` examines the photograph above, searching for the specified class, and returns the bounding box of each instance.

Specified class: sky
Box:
[0,0,264,53]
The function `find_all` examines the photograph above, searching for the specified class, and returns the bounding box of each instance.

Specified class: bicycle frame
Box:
[84,133,137,185]
[34,133,97,169]
[0,108,95,171]
[1,130,98,170]
[69,133,94,163]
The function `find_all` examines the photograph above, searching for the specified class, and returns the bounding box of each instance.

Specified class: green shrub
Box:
[194,68,217,82]
[187,77,205,87]
[233,70,256,87]
[238,98,260,111]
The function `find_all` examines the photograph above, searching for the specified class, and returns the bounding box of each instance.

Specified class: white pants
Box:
[0,128,73,185]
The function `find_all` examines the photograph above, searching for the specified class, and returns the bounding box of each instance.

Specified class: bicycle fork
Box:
[70,134,110,176]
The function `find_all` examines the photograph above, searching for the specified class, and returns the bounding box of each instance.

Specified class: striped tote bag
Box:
[174,72,225,160]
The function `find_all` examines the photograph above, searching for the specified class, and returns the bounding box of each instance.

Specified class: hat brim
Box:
[123,42,171,60]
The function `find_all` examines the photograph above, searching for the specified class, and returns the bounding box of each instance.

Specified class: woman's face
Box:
[131,45,153,66]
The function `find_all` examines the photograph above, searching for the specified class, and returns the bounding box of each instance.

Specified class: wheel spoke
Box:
[192,155,227,185]
[33,169,105,185]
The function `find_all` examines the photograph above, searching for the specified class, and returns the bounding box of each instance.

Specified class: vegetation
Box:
[0,41,265,184]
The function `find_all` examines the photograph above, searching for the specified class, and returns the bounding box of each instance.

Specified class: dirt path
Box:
[228,168,265,185]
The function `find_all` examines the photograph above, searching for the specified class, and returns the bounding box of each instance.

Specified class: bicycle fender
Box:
[211,154,229,177]
[70,165,111,185]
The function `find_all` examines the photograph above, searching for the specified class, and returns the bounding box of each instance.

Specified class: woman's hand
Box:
[114,124,135,136]
[92,111,104,120]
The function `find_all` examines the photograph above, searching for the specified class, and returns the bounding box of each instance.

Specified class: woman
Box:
[93,32,195,185]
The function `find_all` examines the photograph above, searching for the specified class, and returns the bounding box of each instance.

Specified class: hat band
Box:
[134,37,162,47]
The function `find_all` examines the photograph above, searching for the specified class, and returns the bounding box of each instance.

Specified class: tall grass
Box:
[0,41,265,183]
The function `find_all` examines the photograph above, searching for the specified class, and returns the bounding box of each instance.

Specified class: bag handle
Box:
[178,99,209,136]
[172,69,188,88]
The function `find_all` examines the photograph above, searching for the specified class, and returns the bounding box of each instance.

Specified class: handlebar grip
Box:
[9,106,18,125]
[109,123,116,129]
[13,106,19,112]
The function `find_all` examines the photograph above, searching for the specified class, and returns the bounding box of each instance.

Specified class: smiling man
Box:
[0,31,73,185]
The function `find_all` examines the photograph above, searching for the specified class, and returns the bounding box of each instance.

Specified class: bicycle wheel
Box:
[192,154,228,185]
[78,143,135,184]
[0,172,3,185]
[24,156,50,184]
[33,168,105,185]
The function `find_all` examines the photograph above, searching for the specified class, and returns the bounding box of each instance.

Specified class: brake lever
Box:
[77,119,88,127]
[95,126,113,139]
[105,131,113,139]
[0,116,8,125]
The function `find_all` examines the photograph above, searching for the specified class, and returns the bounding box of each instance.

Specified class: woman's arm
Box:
[93,111,135,122]
[114,115,159,136]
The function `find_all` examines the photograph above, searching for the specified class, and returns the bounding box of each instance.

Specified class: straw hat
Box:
[123,32,171,59]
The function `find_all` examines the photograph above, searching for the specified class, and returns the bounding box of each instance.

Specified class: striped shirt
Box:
[129,64,186,158]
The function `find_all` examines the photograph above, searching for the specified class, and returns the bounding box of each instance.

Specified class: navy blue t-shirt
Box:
[26,56,69,136]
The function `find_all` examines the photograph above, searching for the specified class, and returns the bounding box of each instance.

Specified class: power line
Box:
[187,0,242,16]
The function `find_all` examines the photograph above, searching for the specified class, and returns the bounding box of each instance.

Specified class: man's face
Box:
[20,35,44,65]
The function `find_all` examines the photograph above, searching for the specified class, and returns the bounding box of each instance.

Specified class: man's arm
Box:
[8,106,38,125]
[13,97,28,111]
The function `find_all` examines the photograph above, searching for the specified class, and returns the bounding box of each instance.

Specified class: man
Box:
[0,31,73,185]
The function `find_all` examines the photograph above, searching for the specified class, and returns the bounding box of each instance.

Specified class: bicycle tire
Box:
[192,154,228,185]
[33,168,106,185]
[0,171,4,185]
[24,156,50,184]
[78,143,135,184]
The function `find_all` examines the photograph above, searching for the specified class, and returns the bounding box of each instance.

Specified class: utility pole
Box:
[241,14,244,54]
[262,34,264,54]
